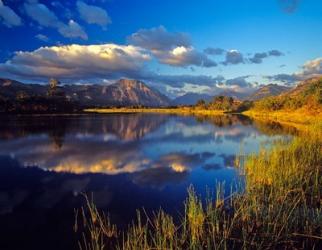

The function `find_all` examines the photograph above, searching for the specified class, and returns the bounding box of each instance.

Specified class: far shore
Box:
[85,107,322,127]
[84,107,226,116]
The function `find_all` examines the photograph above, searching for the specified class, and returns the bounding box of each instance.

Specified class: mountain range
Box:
[0,77,308,108]
[247,84,291,101]
[0,78,169,107]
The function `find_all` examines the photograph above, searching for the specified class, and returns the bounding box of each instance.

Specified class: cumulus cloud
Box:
[158,46,217,67]
[24,1,60,27]
[266,73,299,84]
[0,42,223,90]
[58,20,88,40]
[24,1,87,40]
[128,26,216,68]
[128,26,191,51]
[0,0,22,27]
[77,1,111,28]
[300,57,322,76]
[0,44,151,81]
[223,50,244,65]
[225,76,252,87]
[266,57,322,85]
[268,50,284,57]
[249,52,268,64]
[248,50,284,64]
[215,76,257,98]
[204,47,225,55]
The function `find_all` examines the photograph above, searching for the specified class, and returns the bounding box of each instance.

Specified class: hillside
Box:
[251,77,322,113]
[0,79,47,99]
[247,84,290,101]
[0,78,170,112]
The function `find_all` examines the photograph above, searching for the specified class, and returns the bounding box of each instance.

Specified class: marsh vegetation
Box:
[76,123,322,250]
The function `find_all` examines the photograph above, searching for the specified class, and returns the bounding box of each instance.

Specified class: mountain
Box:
[0,78,170,108]
[171,93,213,106]
[106,79,169,106]
[247,84,290,101]
[0,79,47,100]
[283,77,320,97]
[252,77,322,113]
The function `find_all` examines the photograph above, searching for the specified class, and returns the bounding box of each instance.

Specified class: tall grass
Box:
[76,127,322,249]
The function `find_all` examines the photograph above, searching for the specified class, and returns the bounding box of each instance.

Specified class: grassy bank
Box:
[85,107,225,116]
[243,109,322,126]
[85,107,322,127]
[75,126,322,249]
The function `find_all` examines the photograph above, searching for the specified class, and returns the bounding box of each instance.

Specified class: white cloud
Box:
[300,57,322,76]
[223,50,244,65]
[35,34,49,42]
[128,26,216,68]
[0,44,151,81]
[77,1,111,28]
[158,46,217,67]
[58,20,88,40]
[24,1,88,40]
[128,26,191,51]
[24,1,60,27]
[267,57,322,85]
[0,0,22,27]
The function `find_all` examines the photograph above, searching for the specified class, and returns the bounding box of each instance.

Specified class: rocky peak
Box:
[1,79,13,87]
[118,79,144,88]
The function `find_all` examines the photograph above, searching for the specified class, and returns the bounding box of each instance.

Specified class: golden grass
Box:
[243,109,322,126]
[84,107,225,116]
[75,125,322,249]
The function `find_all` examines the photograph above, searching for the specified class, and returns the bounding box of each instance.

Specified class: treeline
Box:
[0,79,80,113]
[191,78,321,113]
[191,96,252,113]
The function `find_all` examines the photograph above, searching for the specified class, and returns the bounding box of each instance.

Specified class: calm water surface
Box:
[0,114,297,250]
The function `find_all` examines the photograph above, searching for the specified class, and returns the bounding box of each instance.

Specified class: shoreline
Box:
[243,110,322,130]
[84,107,321,126]
[84,107,226,115]
[1,108,321,130]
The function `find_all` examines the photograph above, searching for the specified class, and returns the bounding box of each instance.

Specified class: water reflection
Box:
[0,114,298,250]
[0,114,297,178]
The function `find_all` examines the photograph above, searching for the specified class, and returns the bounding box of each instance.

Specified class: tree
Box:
[48,78,64,97]
[196,99,206,107]
[210,96,234,110]
[49,78,60,90]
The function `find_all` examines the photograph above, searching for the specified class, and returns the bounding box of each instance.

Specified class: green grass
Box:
[75,126,322,250]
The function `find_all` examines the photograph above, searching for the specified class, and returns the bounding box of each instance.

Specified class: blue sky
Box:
[0,0,321,97]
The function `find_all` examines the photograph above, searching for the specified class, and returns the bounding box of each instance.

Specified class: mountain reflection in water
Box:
[0,114,297,250]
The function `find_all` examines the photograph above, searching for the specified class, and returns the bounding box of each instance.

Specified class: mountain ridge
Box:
[0,78,170,107]
[247,83,290,101]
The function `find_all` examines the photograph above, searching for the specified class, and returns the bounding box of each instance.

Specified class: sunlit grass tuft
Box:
[76,127,322,249]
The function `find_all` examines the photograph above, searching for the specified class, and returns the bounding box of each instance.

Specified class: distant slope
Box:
[0,78,170,108]
[252,77,322,113]
[171,93,213,106]
[283,77,320,97]
[247,84,290,101]
[0,79,47,100]
[107,79,170,107]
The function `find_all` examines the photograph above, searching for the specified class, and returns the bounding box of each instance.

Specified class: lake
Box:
[0,113,297,250]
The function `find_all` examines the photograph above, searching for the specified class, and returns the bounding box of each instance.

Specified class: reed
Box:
[76,126,322,249]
